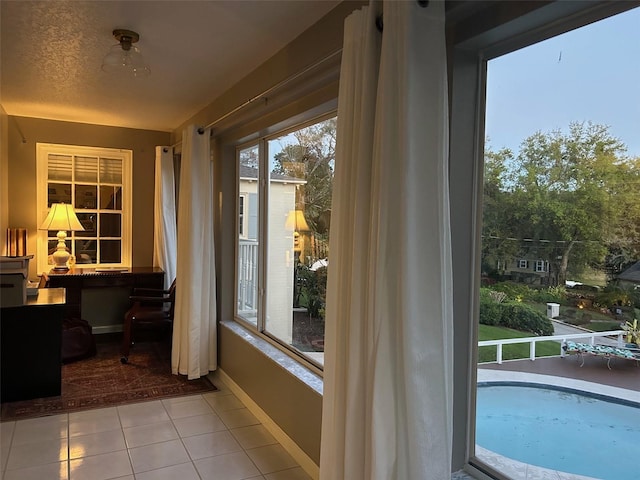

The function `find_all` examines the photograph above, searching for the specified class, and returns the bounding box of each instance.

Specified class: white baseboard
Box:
[214,368,320,480]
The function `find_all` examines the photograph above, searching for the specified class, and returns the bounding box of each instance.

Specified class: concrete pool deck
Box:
[479,355,640,394]
[472,358,639,479]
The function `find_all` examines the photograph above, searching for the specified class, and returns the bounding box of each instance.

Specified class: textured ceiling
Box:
[0,0,340,132]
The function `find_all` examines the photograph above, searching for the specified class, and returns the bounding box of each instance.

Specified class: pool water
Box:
[476,384,640,480]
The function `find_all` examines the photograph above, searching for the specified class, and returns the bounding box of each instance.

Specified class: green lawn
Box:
[526,301,614,322]
[478,324,561,363]
[586,320,623,332]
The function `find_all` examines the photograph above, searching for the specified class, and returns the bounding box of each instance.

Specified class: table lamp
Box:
[39,203,85,271]
[285,209,310,262]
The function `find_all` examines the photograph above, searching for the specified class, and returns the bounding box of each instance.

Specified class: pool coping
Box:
[477,368,640,403]
[474,369,640,480]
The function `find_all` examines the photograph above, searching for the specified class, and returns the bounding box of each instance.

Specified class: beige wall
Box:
[219,322,323,463]
[6,116,170,278]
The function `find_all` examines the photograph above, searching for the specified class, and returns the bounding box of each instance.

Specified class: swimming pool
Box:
[476,383,640,480]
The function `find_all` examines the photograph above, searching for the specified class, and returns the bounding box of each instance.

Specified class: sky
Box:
[485,6,640,158]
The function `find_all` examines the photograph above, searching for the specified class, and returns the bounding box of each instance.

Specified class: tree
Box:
[481,145,520,277]
[272,118,336,235]
[483,122,638,285]
[603,156,640,278]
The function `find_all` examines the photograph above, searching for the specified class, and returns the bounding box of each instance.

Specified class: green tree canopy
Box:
[483,122,639,285]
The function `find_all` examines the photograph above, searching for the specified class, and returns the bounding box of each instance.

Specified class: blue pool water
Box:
[476,383,640,480]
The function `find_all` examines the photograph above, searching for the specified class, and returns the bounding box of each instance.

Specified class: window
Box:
[238,194,247,238]
[236,145,260,325]
[36,143,132,272]
[467,5,640,479]
[235,116,335,367]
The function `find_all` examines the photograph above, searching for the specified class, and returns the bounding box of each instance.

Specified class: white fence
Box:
[478,330,625,364]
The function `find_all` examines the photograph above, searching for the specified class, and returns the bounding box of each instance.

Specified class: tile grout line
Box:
[66,413,71,480]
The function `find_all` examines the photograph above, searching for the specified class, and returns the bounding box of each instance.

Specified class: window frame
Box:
[238,194,247,238]
[233,110,336,373]
[36,143,133,273]
[448,2,639,478]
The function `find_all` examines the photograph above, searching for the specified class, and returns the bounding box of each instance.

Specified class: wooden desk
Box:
[47,267,164,324]
[1,288,66,402]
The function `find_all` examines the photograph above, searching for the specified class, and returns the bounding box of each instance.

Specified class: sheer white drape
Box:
[172,125,217,379]
[153,146,177,289]
[320,2,453,479]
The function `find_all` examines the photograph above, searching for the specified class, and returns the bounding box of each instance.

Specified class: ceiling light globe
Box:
[101,43,150,77]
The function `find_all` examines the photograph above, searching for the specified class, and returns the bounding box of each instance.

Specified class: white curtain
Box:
[154,146,177,289]
[320,2,453,479]
[172,125,217,379]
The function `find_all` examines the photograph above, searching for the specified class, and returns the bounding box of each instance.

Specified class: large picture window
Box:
[472,6,639,479]
[235,115,335,367]
[36,143,132,272]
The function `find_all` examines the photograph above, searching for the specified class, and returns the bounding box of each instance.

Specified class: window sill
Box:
[452,470,478,480]
[221,320,324,395]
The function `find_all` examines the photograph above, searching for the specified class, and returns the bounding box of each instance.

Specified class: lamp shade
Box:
[285,210,310,232]
[39,203,85,232]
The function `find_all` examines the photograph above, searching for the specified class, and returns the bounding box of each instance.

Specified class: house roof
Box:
[617,261,640,283]
[239,165,305,184]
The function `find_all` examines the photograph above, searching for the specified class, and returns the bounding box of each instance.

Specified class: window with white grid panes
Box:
[36,143,132,272]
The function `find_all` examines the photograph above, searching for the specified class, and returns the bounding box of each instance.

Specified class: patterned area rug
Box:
[1,335,216,422]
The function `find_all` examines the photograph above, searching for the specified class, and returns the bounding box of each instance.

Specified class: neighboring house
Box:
[238,164,305,343]
[617,261,640,289]
[499,257,550,285]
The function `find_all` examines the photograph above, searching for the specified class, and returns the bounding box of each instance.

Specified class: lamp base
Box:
[51,231,71,271]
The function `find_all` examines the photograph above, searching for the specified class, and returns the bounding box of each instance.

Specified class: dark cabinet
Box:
[1,288,66,402]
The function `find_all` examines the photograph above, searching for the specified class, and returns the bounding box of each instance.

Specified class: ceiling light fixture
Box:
[101,29,150,77]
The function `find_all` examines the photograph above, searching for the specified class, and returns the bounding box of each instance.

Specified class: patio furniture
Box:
[562,340,640,369]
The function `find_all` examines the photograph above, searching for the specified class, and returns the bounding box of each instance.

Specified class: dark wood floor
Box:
[479,354,640,392]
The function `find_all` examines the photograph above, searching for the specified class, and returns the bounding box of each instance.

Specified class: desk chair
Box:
[121,279,176,364]
[38,272,50,288]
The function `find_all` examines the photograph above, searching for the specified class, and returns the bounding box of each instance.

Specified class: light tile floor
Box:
[0,380,311,480]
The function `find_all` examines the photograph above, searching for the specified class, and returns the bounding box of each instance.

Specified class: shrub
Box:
[479,297,502,326]
[530,285,566,304]
[491,282,534,302]
[297,265,327,319]
[595,283,640,309]
[479,291,554,336]
[488,290,507,303]
[499,302,554,336]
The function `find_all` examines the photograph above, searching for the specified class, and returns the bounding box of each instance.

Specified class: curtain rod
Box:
[376,0,429,32]
[170,0,431,149]
[170,48,343,148]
